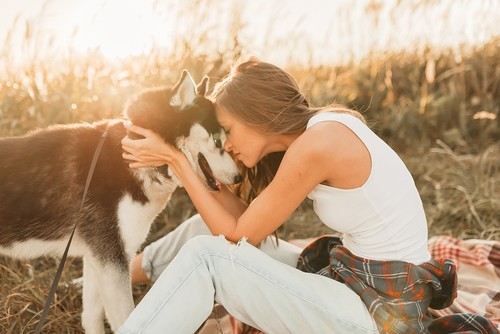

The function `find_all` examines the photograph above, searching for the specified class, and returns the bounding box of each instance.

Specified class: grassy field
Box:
[0,2,499,332]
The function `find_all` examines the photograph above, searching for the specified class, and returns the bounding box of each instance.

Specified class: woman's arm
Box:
[122,121,366,245]
[212,183,248,219]
[167,129,328,245]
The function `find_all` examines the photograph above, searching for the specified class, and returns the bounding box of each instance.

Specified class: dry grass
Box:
[0,1,498,332]
[0,257,83,333]
[410,141,499,240]
[2,43,498,331]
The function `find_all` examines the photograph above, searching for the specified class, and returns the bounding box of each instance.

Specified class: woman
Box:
[119,58,432,334]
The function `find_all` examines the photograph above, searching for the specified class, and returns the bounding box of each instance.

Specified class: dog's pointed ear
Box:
[196,76,209,96]
[171,70,197,110]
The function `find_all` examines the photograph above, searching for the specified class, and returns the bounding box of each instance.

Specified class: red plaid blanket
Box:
[427,236,499,330]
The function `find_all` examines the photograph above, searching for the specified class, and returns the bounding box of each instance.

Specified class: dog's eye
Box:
[214,138,222,149]
[212,134,222,149]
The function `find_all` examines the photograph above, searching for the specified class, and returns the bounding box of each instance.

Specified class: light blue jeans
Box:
[119,215,378,334]
[141,214,303,282]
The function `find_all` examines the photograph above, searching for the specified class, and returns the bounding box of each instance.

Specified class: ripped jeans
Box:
[119,215,378,334]
[141,214,302,282]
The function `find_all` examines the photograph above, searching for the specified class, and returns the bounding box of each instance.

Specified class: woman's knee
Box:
[181,214,210,233]
[180,235,227,257]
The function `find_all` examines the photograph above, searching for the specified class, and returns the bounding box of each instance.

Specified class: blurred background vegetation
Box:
[0,0,498,332]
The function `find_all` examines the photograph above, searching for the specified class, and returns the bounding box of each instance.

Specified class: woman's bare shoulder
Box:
[292,120,371,188]
[295,120,361,156]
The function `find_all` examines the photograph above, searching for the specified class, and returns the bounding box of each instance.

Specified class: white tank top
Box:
[306,112,430,264]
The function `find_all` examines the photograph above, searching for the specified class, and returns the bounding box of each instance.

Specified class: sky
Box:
[1,0,499,68]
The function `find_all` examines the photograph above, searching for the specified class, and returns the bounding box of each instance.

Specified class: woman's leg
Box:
[119,235,378,334]
[139,214,211,282]
[135,214,302,283]
[258,234,302,267]
[131,253,149,284]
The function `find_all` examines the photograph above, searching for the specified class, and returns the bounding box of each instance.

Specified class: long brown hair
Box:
[212,57,365,203]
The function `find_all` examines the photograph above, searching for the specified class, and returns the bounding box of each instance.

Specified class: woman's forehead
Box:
[215,106,233,125]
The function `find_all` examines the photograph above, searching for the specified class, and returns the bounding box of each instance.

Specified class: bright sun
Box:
[59,0,174,59]
[1,0,499,68]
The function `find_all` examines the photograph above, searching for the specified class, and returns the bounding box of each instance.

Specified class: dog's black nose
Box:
[234,174,243,184]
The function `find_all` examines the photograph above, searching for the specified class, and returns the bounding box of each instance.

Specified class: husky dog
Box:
[0,71,241,333]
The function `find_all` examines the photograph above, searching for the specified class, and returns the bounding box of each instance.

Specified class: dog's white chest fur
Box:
[118,168,178,257]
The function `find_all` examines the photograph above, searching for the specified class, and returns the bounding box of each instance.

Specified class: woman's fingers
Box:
[121,121,182,168]
[128,161,148,168]
[122,152,167,168]
[127,160,167,169]
[122,152,139,161]
[121,135,139,151]
[123,121,155,138]
[121,133,154,153]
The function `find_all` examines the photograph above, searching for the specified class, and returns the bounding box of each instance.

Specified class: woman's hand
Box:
[121,121,183,168]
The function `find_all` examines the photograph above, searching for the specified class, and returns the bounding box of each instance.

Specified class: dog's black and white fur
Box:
[0,71,241,333]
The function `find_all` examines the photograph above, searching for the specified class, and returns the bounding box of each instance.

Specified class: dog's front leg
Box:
[95,258,135,332]
[82,256,106,334]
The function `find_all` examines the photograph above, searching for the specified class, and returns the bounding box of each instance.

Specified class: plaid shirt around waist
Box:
[296,236,498,334]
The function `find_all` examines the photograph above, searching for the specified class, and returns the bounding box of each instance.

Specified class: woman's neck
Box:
[265,132,302,153]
